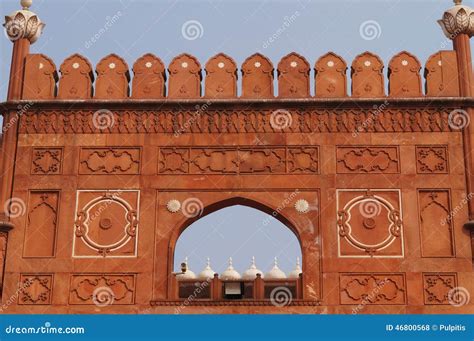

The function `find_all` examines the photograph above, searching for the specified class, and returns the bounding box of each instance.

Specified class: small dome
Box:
[242,256,263,280]
[288,257,302,279]
[198,257,216,280]
[220,257,241,281]
[265,257,287,279]
[176,257,197,281]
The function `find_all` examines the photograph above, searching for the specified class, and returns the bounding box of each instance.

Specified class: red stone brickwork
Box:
[0,3,473,315]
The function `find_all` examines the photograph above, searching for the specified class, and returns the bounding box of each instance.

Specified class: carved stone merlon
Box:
[3,0,45,44]
[438,0,474,39]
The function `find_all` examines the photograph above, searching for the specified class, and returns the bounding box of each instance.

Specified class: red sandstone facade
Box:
[0,1,473,314]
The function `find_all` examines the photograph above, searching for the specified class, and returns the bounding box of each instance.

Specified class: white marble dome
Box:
[176,257,197,281]
[265,257,287,279]
[198,258,216,280]
[220,257,241,281]
[288,257,302,279]
[242,256,263,280]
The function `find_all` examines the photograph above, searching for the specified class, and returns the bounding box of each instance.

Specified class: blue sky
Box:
[0,0,472,275]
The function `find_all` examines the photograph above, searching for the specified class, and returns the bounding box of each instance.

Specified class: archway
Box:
[174,204,302,276]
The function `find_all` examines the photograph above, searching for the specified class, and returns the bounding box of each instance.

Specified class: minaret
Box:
[438,1,474,243]
[0,0,44,299]
[4,0,45,99]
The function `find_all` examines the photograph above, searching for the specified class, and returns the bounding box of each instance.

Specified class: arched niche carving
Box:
[204,53,237,98]
[241,53,274,98]
[58,53,94,99]
[388,51,422,97]
[424,51,460,97]
[168,53,202,98]
[277,52,310,98]
[94,54,130,99]
[22,54,58,99]
[351,51,385,98]
[314,52,347,97]
[132,53,166,99]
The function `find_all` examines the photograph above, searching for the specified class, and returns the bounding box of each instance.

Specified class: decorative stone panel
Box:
[31,148,62,175]
[337,189,404,257]
[73,190,139,258]
[158,146,319,175]
[416,146,448,174]
[336,146,399,174]
[423,273,457,305]
[351,52,384,97]
[69,274,135,305]
[79,148,141,175]
[18,274,53,305]
[418,190,454,257]
[388,51,422,97]
[340,273,406,305]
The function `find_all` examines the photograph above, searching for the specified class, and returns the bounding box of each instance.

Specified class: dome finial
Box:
[21,0,32,10]
[206,257,210,267]
[4,0,45,44]
[438,0,474,39]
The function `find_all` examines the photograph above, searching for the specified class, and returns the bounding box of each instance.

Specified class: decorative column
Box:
[0,0,44,299]
[438,0,474,255]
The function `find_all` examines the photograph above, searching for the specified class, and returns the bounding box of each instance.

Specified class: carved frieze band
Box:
[336,146,400,173]
[19,108,457,134]
[158,146,319,174]
[340,273,406,305]
[69,274,135,305]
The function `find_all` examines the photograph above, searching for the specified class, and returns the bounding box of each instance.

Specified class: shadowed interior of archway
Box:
[174,205,302,276]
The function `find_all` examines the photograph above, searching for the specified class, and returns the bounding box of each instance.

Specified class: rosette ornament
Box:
[3,0,45,44]
[438,0,474,39]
